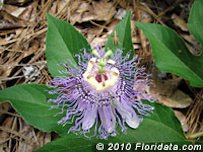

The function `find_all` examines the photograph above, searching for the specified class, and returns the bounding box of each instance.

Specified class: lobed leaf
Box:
[46,14,91,77]
[188,0,203,50]
[136,22,203,87]
[0,84,67,135]
[105,12,134,58]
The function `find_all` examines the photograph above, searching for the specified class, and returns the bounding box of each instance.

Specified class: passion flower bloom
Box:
[49,46,155,139]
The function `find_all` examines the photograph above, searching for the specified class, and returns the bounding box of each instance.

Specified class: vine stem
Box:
[186,131,203,139]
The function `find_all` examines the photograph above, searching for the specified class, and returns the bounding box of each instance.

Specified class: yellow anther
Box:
[104,50,113,58]
[92,49,100,58]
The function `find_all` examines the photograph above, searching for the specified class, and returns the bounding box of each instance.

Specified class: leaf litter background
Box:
[0,0,203,151]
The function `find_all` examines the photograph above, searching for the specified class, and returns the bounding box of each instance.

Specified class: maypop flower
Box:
[49,46,155,139]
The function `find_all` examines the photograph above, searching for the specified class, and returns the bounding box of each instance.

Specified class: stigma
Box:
[83,50,119,91]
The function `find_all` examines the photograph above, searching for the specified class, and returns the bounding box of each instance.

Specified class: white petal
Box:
[114,97,141,129]
[98,105,116,133]
[126,114,142,129]
[82,104,97,130]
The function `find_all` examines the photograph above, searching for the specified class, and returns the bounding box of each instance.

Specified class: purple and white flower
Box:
[49,46,155,139]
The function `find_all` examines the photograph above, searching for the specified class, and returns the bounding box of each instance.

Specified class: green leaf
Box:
[46,14,91,77]
[0,84,67,135]
[136,22,203,87]
[188,0,203,49]
[105,12,133,57]
[36,103,188,152]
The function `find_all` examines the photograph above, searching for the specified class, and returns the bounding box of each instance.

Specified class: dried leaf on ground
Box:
[70,0,116,24]
[0,10,26,30]
[174,111,189,132]
[151,70,192,108]
[172,14,188,32]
